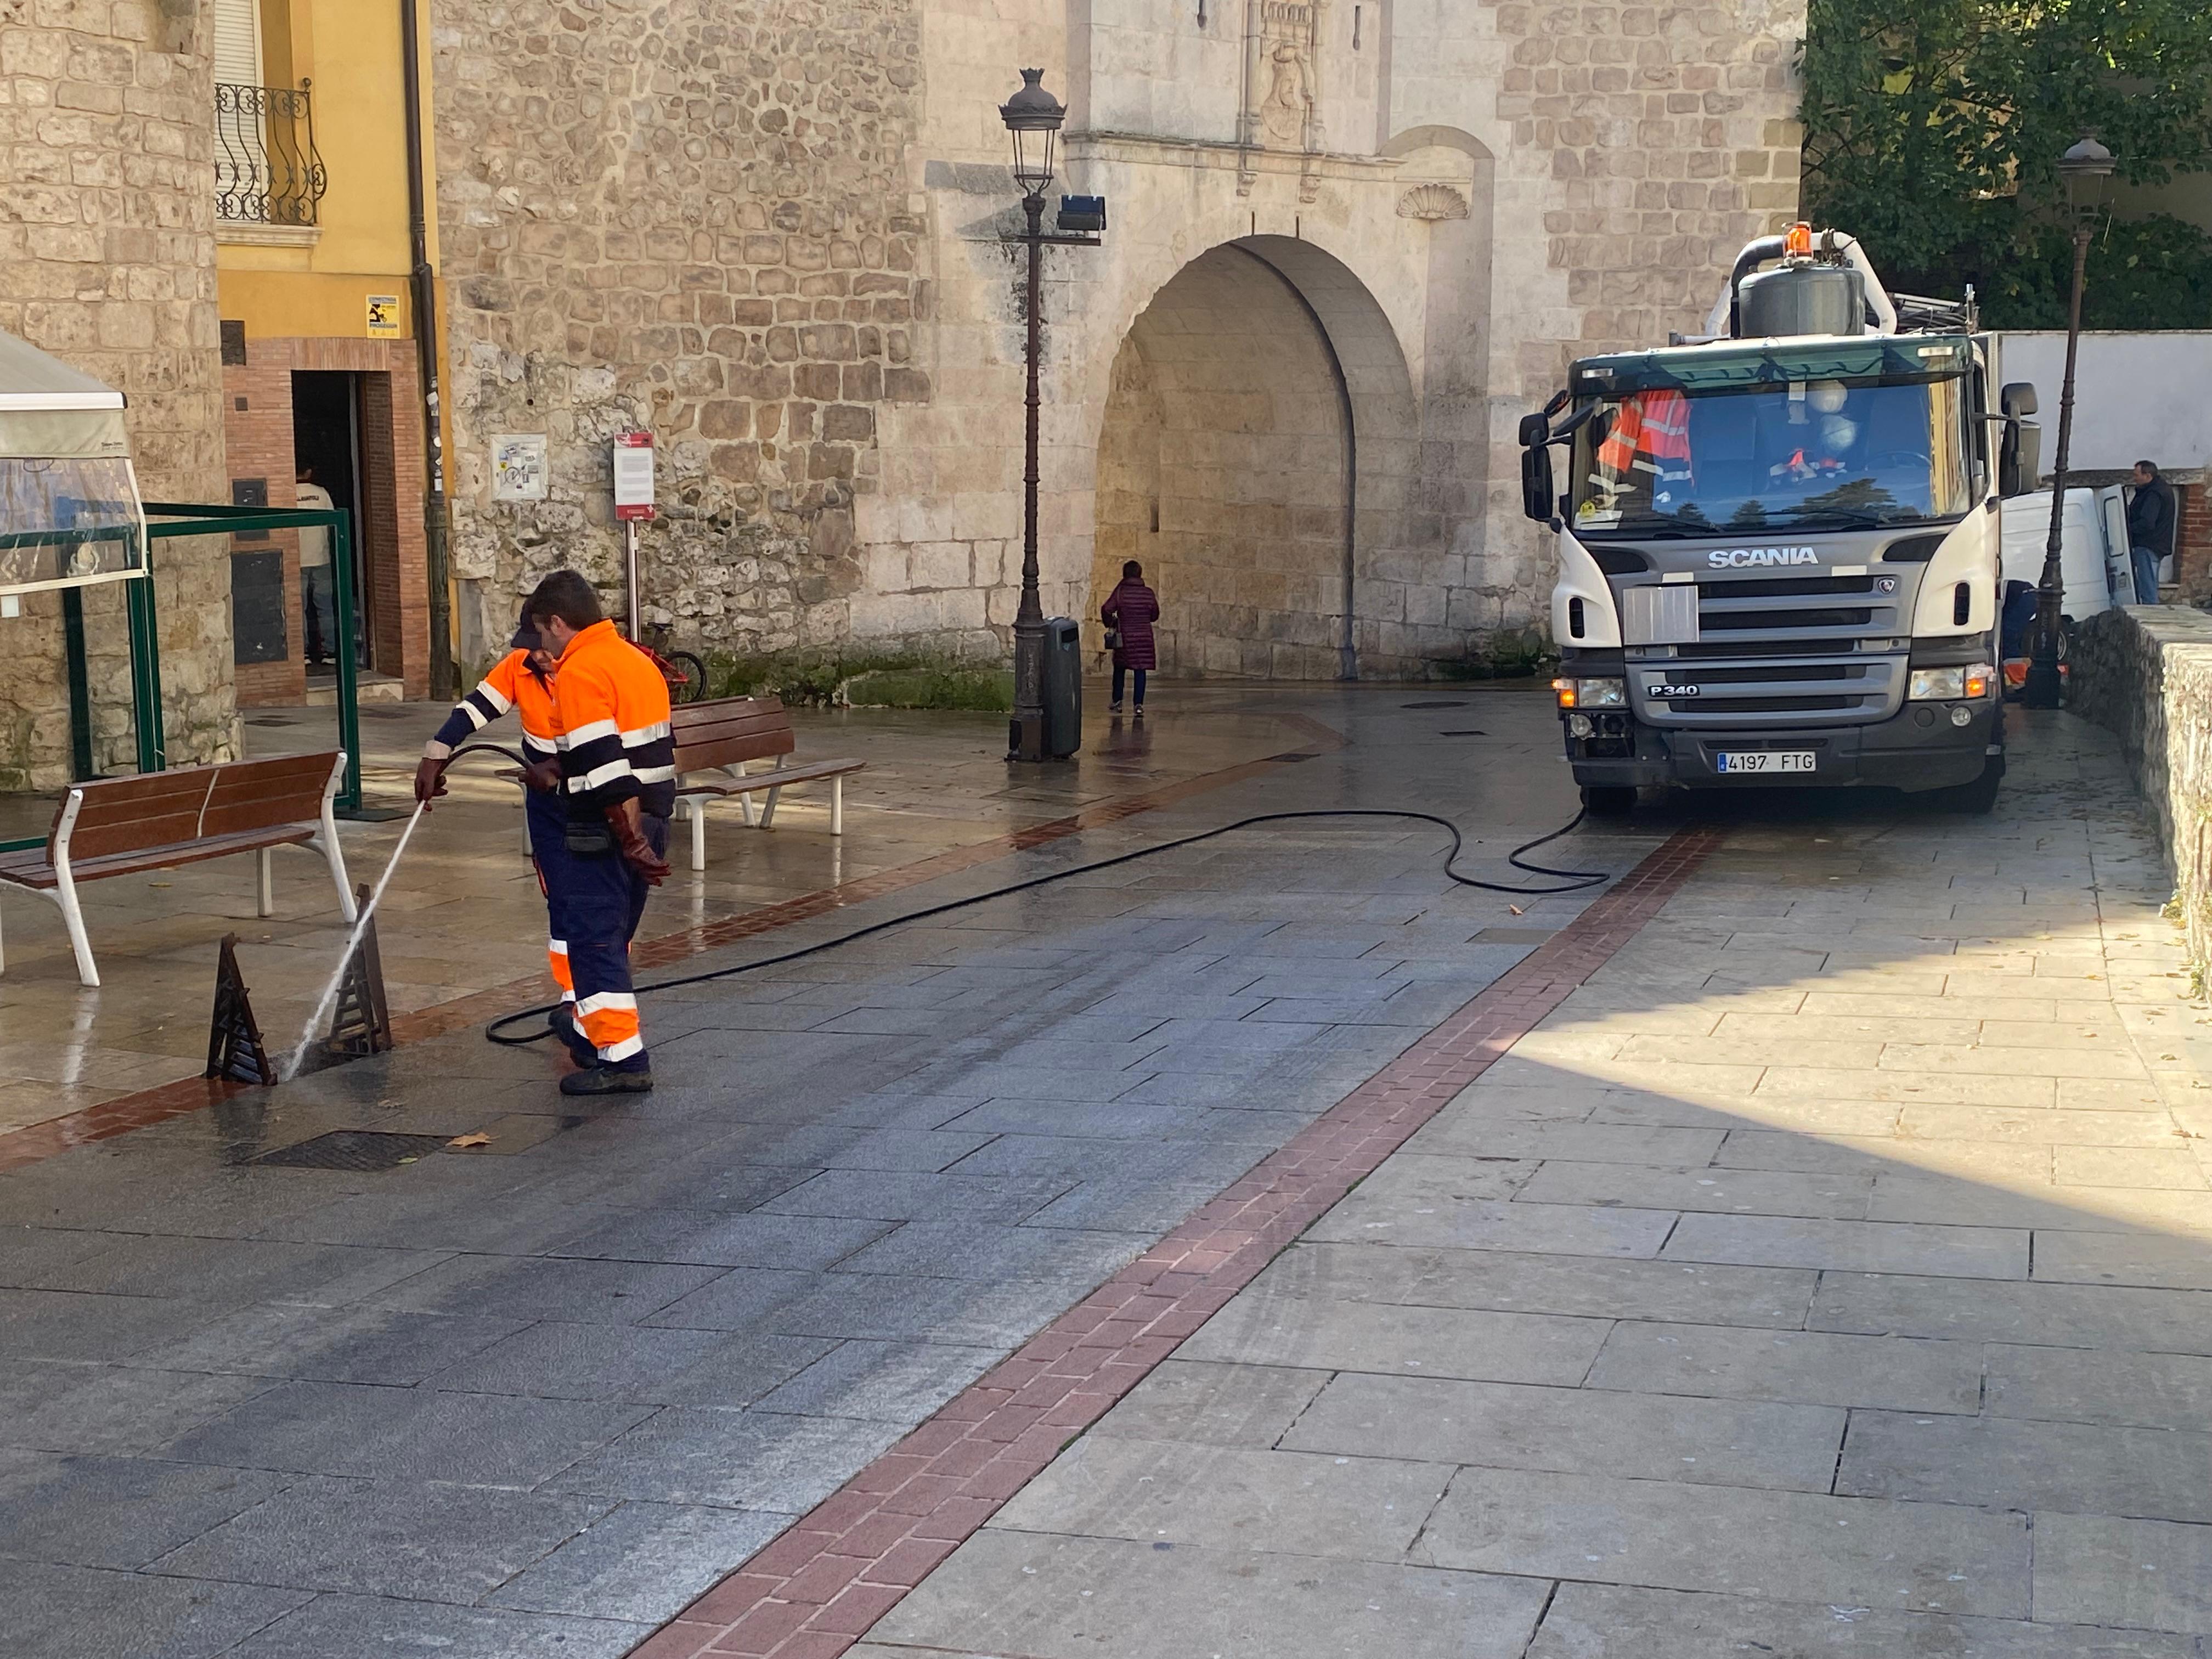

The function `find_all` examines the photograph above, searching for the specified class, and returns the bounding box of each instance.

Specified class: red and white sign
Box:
[612,431,655,522]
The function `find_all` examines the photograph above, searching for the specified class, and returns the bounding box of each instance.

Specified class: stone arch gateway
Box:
[1086,235,1421,680]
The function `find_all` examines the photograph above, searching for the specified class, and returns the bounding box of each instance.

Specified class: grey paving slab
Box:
[1417,1464,2030,1617]
[1584,1322,1984,1413]
[0,1286,208,1363]
[2033,1511,2212,1635]
[0,1448,291,1570]
[1022,1176,1249,1232]
[758,1168,1074,1222]
[1261,1241,1817,1328]
[737,1267,1100,1347]
[992,1437,1451,1561]
[545,1407,905,1511]
[940,1098,1214,1138]
[1178,1292,1610,1385]
[0,1360,276,1454]
[146,1475,610,1602]
[1089,1359,1331,1448]
[874,1527,1551,1659]
[420,1319,830,1405]
[543,1207,894,1269]
[365,1252,729,1324]
[487,1499,792,1623]
[752,1338,1001,1421]
[1838,1409,2212,1524]
[1305,1163,1677,1257]
[1662,1213,2030,1278]
[0,1558,309,1659]
[1529,1581,2203,1659]
[1985,1342,2212,1431]
[2032,1229,2212,1290]
[128,1303,529,1388]
[1285,1371,1844,1491]
[1515,1159,1875,1220]
[155,1380,653,1486]
[1404,1115,1726,1165]
[224,1593,649,1659]
[1812,1272,2212,1353]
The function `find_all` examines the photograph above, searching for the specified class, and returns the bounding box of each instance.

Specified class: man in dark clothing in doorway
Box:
[2128,460,2177,605]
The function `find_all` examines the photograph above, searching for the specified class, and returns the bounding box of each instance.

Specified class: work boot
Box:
[548,1005,597,1069]
[560,1065,654,1096]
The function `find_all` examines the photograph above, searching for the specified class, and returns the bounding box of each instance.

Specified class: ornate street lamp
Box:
[2023,134,2115,709]
[1001,69,1065,764]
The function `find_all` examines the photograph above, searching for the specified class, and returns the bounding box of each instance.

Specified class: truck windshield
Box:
[1568,374,1971,537]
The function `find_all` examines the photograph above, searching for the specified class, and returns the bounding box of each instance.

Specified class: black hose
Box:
[468,795,1614,1049]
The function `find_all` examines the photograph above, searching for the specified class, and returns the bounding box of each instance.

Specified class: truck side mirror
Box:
[2000,420,2041,498]
[2000,382,2038,419]
[1517,413,1550,447]
[1521,442,1556,522]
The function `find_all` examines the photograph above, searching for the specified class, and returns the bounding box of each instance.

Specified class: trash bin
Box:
[1042,616,1082,758]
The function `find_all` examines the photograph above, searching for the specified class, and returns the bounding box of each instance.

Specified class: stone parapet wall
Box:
[0,0,235,787]
[2073,605,2212,981]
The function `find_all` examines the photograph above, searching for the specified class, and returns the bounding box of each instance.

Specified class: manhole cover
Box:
[252,1131,452,1171]
[1401,700,1467,709]
[1438,729,1489,737]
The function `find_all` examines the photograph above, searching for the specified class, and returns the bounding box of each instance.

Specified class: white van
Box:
[1999,486,2136,620]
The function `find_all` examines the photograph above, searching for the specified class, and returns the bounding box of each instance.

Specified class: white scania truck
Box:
[1520,223,2041,815]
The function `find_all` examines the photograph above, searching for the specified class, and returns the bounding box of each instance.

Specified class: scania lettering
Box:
[1518,221,2041,816]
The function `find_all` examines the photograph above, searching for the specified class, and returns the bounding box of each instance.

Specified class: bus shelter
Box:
[0,330,365,854]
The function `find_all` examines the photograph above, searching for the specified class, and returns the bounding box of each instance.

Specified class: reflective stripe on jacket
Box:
[549,620,676,820]
[424,650,562,760]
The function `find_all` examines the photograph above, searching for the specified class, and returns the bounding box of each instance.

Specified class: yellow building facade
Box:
[211,0,450,704]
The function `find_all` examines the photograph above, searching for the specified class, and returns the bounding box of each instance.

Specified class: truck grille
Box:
[1618,565,1918,729]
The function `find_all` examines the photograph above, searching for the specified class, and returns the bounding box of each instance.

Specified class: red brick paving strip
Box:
[0,724,1342,1175]
[627,821,1726,1659]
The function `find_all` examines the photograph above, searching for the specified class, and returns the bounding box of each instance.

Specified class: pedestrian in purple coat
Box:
[1101,560,1159,714]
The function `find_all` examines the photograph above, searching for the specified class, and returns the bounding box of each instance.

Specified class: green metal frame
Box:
[0,501,364,855]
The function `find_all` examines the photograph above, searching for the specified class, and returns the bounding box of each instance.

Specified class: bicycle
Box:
[619,620,708,704]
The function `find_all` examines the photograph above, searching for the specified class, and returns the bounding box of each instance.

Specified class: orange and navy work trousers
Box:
[524,787,576,1004]
[565,810,667,1071]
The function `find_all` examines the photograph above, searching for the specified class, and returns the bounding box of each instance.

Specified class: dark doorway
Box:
[291,371,367,675]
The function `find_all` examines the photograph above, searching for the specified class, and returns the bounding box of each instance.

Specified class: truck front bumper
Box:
[1564,701,2002,794]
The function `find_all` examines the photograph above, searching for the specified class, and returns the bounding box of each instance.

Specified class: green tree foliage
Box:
[1799,0,2212,327]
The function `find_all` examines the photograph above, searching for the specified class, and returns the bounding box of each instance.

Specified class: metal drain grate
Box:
[1438,729,1489,737]
[1401,700,1467,709]
[252,1131,453,1171]
[244,716,299,728]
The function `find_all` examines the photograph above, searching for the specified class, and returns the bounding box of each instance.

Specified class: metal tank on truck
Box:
[1517,222,2042,815]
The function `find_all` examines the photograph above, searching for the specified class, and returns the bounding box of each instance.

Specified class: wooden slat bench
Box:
[0,751,356,987]
[670,696,865,871]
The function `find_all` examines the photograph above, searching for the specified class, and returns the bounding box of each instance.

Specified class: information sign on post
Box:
[612,431,654,636]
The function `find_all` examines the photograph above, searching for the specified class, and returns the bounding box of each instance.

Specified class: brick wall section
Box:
[1498,0,1803,377]
[2175,481,2211,605]
[0,0,234,786]
[431,0,928,663]
[216,337,431,704]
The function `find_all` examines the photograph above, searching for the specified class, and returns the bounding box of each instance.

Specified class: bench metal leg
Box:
[256,847,275,918]
[50,866,98,988]
[831,776,844,836]
[688,796,707,873]
[319,802,358,924]
[761,785,782,830]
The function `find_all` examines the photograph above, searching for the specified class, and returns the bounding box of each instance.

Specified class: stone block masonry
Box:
[431,0,931,668]
[0,0,236,786]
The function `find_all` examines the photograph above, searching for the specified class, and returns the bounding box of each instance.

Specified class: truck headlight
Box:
[1909,664,1994,701]
[1553,677,1625,709]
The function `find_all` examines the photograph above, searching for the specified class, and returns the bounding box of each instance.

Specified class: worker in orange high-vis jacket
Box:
[412,607,599,1069]
[524,569,674,1095]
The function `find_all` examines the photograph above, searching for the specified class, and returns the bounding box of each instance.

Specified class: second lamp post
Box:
[998,69,1102,761]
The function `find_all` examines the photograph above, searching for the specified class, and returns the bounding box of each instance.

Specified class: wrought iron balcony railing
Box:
[213,81,327,227]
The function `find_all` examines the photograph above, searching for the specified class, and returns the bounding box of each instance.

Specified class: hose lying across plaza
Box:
[441,742,1613,1052]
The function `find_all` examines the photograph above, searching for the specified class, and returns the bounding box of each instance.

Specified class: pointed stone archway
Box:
[1087,235,1420,680]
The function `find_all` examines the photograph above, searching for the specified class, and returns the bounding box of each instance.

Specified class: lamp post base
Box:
[1008,617,1046,763]
[2022,652,2063,709]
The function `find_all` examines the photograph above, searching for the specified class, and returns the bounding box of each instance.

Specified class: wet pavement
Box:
[0,685,1661,1657]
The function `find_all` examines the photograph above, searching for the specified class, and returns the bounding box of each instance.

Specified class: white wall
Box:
[1996,331,2212,477]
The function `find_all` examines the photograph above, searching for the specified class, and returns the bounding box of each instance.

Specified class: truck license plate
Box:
[1715,751,1815,775]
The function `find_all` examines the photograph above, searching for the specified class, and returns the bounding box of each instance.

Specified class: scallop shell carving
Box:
[1396,183,1470,221]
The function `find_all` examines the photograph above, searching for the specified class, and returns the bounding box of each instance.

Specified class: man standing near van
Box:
[2128,460,2176,605]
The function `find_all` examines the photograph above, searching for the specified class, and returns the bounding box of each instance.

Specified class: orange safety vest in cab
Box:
[549,620,676,821]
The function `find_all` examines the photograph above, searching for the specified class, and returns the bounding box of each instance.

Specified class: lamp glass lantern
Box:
[2058,134,2115,220]
[1000,67,1065,198]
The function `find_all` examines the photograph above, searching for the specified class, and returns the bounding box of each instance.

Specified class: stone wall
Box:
[2073,605,2212,983]
[0,0,234,787]
[430,0,930,670]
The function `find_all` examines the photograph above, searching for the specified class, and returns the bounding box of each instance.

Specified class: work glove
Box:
[605,796,670,887]
[521,758,562,793]
[413,757,449,809]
